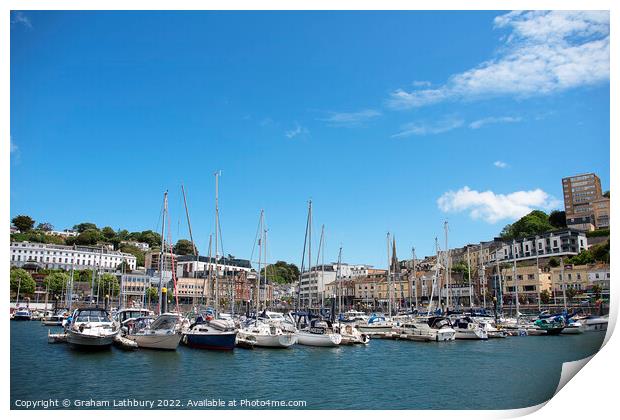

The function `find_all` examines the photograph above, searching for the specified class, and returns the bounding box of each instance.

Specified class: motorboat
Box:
[424,316,457,341]
[125,313,184,350]
[533,317,565,335]
[477,320,508,338]
[12,307,33,321]
[296,318,341,347]
[334,322,370,345]
[183,316,237,351]
[66,307,119,348]
[580,315,608,332]
[113,308,154,328]
[451,317,488,340]
[239,320,297,348]
[393,322,437,342]
[561,319,585,334]
[356,313,393,338]
[41,309,67,326]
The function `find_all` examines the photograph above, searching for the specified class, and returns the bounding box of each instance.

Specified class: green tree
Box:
[261,261,300,284]
[119,243,145,267]
[10,268,36,297]
[73,222,98,233]
[548,257,560,268]
[590,240,610,263]
[101,226,116,240]
[134,230,162,248]
[97,273,120,297]
[548,210,566,228]
[500,210,554,240]
[592,284,602,300]
[36,222,54,231]
[12,215,35,232]
[565,286,577,302]
[146,287,159,304]
[44,272,70,295]
[603,190,610,198]
[540,289,550,304]
[565,250,595,265]
[173,239,197,255]
[74,229,104,245]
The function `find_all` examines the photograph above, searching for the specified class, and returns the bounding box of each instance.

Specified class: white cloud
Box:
[11,12,32,28]
[285,123,308,139]
[412,80,432,87]
[392,117,464,138]
[320,109,381,126]
[437,186,560,224]
[493,160,508,168]
[469,116,522,129]
[388,11,609,109]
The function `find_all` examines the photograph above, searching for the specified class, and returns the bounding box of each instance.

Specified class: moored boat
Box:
[66,307,119,348]
[126,313,184,350]
[183,317,237,351]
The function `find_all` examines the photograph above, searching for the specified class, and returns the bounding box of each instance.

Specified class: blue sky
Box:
[10,11,610,268]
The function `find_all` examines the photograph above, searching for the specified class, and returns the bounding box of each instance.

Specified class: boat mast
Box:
[214,171,220,317]
[158,191,167,315]
[317,225,325,309]
[296,201,311,313]
[411,247,418,311]
[512,239,519,317]
[181,184,199,309]
[203,233,213,306]
[427,237,439,314]
[535,235,541,313]
[479,244,485,309]
[561,257,567,311]
[386,232,392,317]
[255,210,263,324]
[308,201,312,311]
[467,246,472,310]
[444,221,449,311]
[495,254,503,315]
[263,225,269,312]
[336,246,342,314]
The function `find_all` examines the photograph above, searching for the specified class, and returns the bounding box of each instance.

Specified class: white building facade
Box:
[10,241,137,272]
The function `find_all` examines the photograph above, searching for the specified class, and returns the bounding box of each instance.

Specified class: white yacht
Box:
[66,307,119,348]
[239,320,297,348]
[356,313,394,338]
[295,317,341,347]
[126,313,184,350]
[12,307,32,321]
[334,322,370,345]
[451,317,488,340]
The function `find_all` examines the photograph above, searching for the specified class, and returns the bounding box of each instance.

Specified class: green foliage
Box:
[37,222,54,231]
[565,286,577,301]
[44,272,70,295]
[146,287,159,303]
[261,261,300,284]
[603,190,610,198]
[586,228,610,238]
[10,268,36,295]
[97,273,120,297]
[11,231,66,245]
[119,243,145,267]
[548,257,560,268]
[74,229,104,245]
[592,284,602,300]
[565,240,609,265]
[500,210,554,240]
[129,230,162,248]
[540,289,550,304]
[73,222,98,233]
[101,226,116,239]
[12,215,35,232]
[173,239,197,256]
[77,269,94,283]
[548,210,566,228]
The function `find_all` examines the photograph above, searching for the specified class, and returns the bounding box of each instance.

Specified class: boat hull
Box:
[127,332,182,350]
[454,328,488,340]
[67,331,115,348]
[183,331,237,351]
[254,333,297,348]
[297,331,341,347]
[12,315,32,321]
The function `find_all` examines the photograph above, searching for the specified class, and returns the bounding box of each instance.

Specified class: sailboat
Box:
[183,172,238,351]
[238,210,296,348]
[294,201,342,347]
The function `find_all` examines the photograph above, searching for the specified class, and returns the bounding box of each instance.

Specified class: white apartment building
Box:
[120,240,150,251]
[176,255,253,278]
[489,229,588,263]
[298,263,361,307]
[10,241,137,271]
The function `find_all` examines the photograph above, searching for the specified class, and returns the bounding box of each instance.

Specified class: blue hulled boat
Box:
[183,317,237,351]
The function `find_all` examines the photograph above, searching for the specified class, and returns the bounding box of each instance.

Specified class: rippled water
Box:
[11,322,605,410]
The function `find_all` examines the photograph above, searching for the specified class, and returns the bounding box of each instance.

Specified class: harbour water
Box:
[11,322,605,410]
